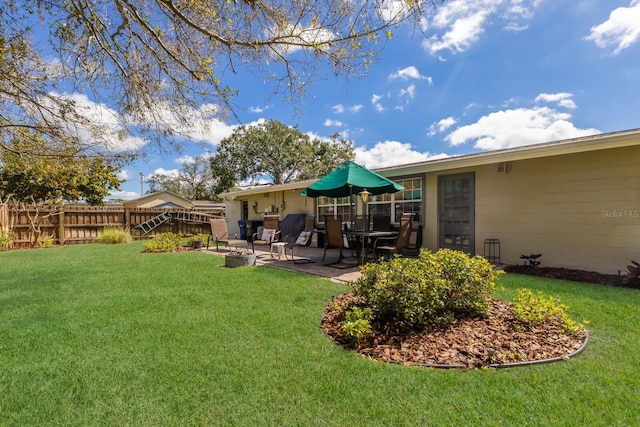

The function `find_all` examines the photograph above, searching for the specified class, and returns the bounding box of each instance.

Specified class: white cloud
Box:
[117,170,130,180]
[332,103,363,114]
[445,106,599,150]
[38,92,148,153]
[501,97,520,108]
[324,119,344,127]
[332,104,345,114]
[304,129,354,143]
[465,102,480,109]
[424,7,493,54]
[502,0,542,31]
[151,167,180,178]
[139,102,237,147]
[389,66,433,84]
[534,92,577,109]
[176,115,236,147]
[108,189,142,200]
[585,1,640,54]
[175,155,197,165]
[422,0,542,55]
[40,93,243,151]
[377,0,413,23]
[371,94,385,112]
[248,105,268,113]
[355,141,449,169]
[237,176,271,188]
[268,24,336,56]
[399,84,416,99]
[304,131,323,141]
[428,116,458,136]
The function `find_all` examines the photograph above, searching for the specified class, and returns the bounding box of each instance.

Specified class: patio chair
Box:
[322,216,348,265]
[251,216,281,253]
[404,214,421,256]
[207,218,248,252]
[374,215,412,260]
[364,214,392,257]
[284,215,315,263]
[372,215,392,232]
[353,215,371,232]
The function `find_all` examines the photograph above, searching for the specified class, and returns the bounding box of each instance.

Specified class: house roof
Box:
[222,179,318,199]
[124,191,191,205]
[377,127,640,177]
[221,128,640,198]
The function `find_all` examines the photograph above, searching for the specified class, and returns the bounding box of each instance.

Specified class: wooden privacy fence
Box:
[0,204,224,249]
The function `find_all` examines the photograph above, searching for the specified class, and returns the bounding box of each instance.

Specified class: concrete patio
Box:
[201,243,364,283]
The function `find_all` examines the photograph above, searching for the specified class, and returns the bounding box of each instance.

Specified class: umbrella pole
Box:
[349,185,354,231]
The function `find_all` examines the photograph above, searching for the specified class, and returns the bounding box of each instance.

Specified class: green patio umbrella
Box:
[301,161,404,198]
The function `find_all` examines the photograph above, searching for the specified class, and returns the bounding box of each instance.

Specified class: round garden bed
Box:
[321,292,588,369]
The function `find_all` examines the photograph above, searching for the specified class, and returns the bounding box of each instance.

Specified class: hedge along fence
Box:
[0,204,224,249]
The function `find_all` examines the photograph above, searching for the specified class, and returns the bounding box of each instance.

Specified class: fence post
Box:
[58,208,66,245]
[125,208,131,230]
[0,203,8,232]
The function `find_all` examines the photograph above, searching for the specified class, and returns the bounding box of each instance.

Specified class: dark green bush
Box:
[352,248,502,328]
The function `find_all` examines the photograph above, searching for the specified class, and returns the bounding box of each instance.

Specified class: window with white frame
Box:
[316,195,353,224]
[316,177,422,224]
[392,177,422,223]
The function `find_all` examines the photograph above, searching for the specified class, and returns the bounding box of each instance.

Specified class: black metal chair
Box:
[284,215,315,263]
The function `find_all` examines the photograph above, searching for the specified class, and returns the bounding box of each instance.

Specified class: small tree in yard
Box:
[147,155,218,200]
[0,131,123,247]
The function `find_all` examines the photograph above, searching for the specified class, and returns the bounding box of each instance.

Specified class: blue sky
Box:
[107,0,640,199]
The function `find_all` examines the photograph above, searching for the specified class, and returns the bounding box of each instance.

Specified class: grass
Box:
[1,242,639,426]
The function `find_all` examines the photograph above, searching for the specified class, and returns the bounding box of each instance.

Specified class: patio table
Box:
[345,230,398,264]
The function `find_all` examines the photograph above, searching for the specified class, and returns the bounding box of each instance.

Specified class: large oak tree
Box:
[210,119,353,193]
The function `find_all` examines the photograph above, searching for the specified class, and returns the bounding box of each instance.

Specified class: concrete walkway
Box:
[201,243,363,283]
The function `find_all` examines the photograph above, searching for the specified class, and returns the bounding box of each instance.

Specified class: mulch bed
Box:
[503,265,629,287]
[322,264,639,368]
[321,292,588,369]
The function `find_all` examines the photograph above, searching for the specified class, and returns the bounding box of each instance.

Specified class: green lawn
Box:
[1,242,639,426]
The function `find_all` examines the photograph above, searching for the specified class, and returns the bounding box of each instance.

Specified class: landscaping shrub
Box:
[143,232,184,253]
[0,230,14,250]
[341,307,373,346]
[39,235,54,248]
[352,248,502,328]
[512,288,584,334]
[98,227,132,244]
[183,233,209,247]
